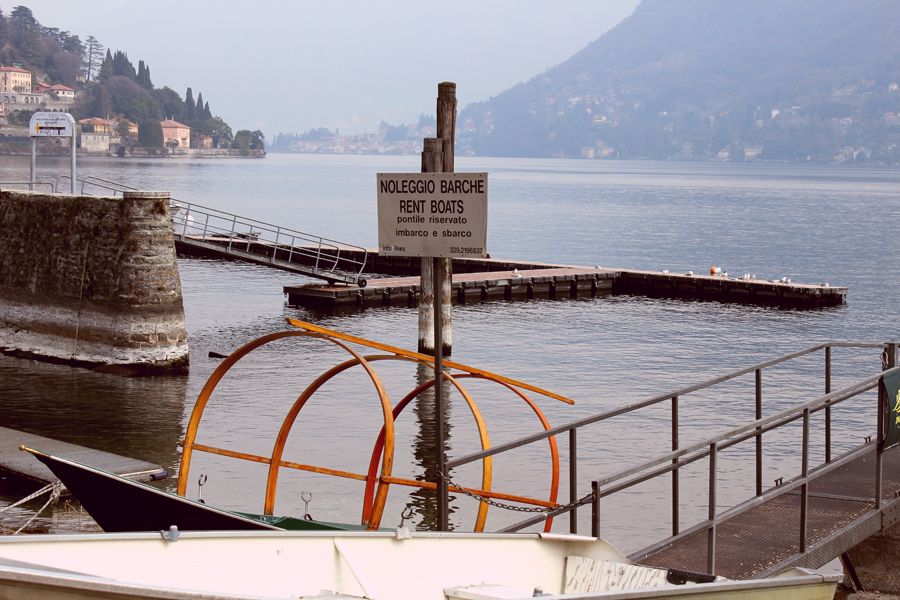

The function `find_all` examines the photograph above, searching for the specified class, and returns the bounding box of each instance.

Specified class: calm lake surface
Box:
[1,154,898,553]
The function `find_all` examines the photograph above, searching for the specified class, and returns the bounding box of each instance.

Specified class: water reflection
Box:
[0,355,187,474]
[406,363,455,531]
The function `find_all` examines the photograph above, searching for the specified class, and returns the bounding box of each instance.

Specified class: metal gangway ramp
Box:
[442,341,900,581]
[169,200,368,287]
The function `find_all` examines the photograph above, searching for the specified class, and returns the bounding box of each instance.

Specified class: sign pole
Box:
[420,132,449,531]
[433,254,448,530]
[70,134,77,194]
[30,137,35,191]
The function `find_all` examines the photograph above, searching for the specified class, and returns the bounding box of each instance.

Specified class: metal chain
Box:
[439,471,591,515]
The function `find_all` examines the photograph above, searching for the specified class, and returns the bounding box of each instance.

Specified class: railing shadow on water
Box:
[445,341,899,572]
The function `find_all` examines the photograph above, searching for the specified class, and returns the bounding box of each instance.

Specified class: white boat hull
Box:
[0,530,839,600]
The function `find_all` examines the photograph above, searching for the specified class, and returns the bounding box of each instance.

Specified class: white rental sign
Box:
[377,172,488,258]
[29,112,75,137]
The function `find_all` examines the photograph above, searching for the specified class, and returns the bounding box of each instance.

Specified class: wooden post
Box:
[435,81,456,356]
[418,82,457,357]
[418,137,442,354]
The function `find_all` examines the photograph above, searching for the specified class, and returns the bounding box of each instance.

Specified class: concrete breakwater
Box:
[0,190,188,373]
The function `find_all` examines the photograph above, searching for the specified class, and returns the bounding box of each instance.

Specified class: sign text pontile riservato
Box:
[377,172,488,258]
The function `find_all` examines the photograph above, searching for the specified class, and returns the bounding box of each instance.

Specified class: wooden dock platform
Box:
[285,264,846,310]
[0,427,167,488]
[286,266,618,309]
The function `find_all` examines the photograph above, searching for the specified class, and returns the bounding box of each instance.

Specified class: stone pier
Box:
[0,190,188,373]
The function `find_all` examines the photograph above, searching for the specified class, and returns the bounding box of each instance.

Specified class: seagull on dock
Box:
[512,268,522,278]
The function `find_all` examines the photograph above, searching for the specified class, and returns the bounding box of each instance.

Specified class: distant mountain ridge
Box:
[457,0,900,162]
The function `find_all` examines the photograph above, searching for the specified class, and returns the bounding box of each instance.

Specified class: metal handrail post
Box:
[181,206,190,239]
[569,428,578,534]
[800,408,810,552]
[591,480,600,538]
[756,368,763,496]
[876,376,884,511]
[825,346,832,463]
[314,239,322,273]
[272,228,280,263]
[707,442,717,575]
[672,395,679,536]
[202,213,210,239]
[288,236,295,263]
[227,214,236,252]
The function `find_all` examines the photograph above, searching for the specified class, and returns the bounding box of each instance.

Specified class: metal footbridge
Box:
[169,200,368,287]
[445,341,900,581]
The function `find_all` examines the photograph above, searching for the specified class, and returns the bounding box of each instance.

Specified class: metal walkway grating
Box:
[636,446,900,579]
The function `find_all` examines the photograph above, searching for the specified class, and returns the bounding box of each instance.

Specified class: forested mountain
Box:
[458,0,900,162]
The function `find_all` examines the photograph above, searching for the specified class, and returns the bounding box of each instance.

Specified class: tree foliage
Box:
[137,118,163,148]
[0,6,83,85]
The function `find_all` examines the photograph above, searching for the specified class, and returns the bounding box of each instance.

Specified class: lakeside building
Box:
[78,117,112,135]
[160,119,190,149]
[0,66,31,93]
[33,82,76,102]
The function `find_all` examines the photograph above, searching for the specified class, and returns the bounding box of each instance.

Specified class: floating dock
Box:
[169,212,847,311]
[285,259,846,310]
[0,427,166,488]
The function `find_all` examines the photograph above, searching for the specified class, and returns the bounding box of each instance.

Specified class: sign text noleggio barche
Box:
[377,173,488,258]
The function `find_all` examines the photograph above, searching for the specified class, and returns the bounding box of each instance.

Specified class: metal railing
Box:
[170,199,369,286]
[0,180,54,192]
[444,341,898,572]
[54,175,138,196]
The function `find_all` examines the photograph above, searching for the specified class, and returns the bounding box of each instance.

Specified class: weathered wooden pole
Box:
[436,82,456,356]
[418,82,456,357]
[418,137,442,354]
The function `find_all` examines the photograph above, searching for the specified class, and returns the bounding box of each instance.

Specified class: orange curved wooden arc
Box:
[184,444,369,482]
[380,475,558,508]
[264,338,394,518]
[177,330,313,497]
[455,374,560,532]
[287,318,574,405]
[361,369,493,531]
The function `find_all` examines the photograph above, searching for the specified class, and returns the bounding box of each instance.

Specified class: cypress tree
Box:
[97,49,113,82]
[137,60,153,89]
[185,87,195,120]
[138,118,163,148]
[195,92,204,119]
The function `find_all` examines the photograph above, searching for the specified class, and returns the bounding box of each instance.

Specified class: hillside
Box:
[0,5,265,155]
[457,0,900,162]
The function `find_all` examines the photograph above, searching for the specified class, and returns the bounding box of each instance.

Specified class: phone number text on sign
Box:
[377,172,488,259]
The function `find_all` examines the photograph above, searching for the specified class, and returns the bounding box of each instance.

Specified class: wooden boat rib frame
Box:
[177,319,572,531]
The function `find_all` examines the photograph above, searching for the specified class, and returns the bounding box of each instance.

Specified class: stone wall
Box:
[0,190,189,373]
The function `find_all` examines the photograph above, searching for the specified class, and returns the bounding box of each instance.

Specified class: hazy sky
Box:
[12,1,639,137]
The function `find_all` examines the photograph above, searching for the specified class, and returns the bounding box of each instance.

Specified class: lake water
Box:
[1,153,898,553]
